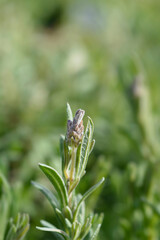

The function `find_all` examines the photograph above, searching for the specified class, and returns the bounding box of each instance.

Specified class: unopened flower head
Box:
[66,109,85,145]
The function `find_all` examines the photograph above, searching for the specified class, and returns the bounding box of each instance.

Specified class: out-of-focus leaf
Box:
[5,213,30,240]
[5,225,16,240]
[31,181,59,210]
[141,197,160,216]
[0,172,11,240]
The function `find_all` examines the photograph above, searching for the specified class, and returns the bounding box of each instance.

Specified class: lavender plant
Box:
[32,103,105,240]
[0,172,29,240]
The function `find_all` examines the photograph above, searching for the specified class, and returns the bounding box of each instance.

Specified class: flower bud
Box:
[66,109,85,145]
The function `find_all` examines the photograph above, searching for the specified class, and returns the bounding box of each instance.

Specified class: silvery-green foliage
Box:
[4,213,30,240]
[0,173,11,240]
[33,104,105,240]
[0,173,29,240]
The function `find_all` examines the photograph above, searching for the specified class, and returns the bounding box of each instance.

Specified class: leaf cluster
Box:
[33,104,105,240]
[0,173,29,240]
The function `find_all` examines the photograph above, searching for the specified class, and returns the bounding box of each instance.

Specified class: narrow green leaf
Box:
[39,163,68,207]
[75,144,81,173]
[63,206,73,221]
[72,194,80,214]
[31,181,59,210]
[89,139,95,155]
[5,214,30,240]
[78,200,85,225]
[68,178,80,195]
[55,208,65,225]
[73,222,81,240]
[73,178,105,221]
[79,216,93,240]
[5,225,17,240]
[92,213,104,227]
[90,224,101,240]
[60,135,65,178]
[40,221,65,240]
[66,103,73,121]
[89,213,104,240]
[64,140,70,175]
[40,220,55,228]
[76,117,94,178]
[65,218,72,228]
[40,220,65,240]
[14,224,30,240]
[36,226,70,239]
[15,213,21,229]
[0,172,11,240]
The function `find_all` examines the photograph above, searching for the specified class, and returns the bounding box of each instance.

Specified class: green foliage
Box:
[4,213,29,240]
[0,173,29,240]
[33,104,105,239]
[38,164,69,207]
[0,173,11,240]
[0,1,160,239]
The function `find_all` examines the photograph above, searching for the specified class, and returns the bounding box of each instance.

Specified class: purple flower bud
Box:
[66,109,85,145]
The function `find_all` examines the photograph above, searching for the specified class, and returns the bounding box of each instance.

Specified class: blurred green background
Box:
[0,0,160,239]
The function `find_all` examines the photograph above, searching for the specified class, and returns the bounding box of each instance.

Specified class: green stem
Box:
[69,143,77,206]
[70,143,77,183]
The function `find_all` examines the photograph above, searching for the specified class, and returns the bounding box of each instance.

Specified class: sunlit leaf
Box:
[39,163,69,207]
[76,117,94,178]
[36,226,70,239]
[65,218,72,229]
[90,224,101,240]
[40,220,55,228]
[66,103,73,121]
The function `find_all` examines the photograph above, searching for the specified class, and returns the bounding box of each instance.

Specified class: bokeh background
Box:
[0,0,160,239]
